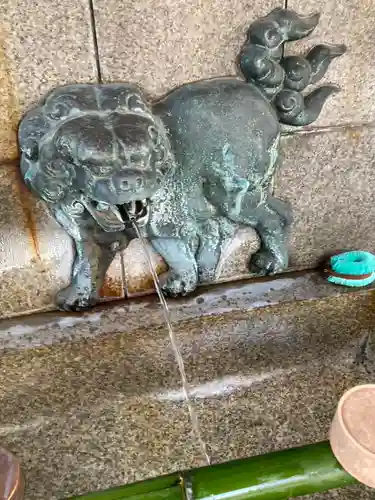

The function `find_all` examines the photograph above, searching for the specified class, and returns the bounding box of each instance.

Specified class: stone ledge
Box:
[0,270,373,351]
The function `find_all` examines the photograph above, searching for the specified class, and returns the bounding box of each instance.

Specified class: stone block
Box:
[123,229,260,297]
[275,126,375,269]
[123,238,168,297]
[100,255,125,299]
[0,0,97,160]
[0,165,48,317]
[0,165,123,319]
[93,0,282,96]
[175,293,373,466]
[215,228,260,282]
[285,0,375,128]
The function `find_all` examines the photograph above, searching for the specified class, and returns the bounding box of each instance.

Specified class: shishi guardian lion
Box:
[19,8,345,311]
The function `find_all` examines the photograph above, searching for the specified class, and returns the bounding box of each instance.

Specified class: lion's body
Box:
[150,77,280,231]
[17,8,343,310]
[145,78,283,285]
[16,79,292,307]
[154,78,279,186]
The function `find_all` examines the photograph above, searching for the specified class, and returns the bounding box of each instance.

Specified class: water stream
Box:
[130,218,211,465]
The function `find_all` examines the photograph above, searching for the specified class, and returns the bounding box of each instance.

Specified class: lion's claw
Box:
[56,285,97,312]
[249,249,286,275]
[161,273,198,297]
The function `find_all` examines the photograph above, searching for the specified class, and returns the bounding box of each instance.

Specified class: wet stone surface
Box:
[174,293,375,474]
[0,286,374,498]
[0,323,206,499]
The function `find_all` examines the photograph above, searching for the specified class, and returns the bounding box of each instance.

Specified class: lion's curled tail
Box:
[239,8,346,126]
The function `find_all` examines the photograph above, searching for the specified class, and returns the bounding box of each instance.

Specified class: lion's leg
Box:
[150,237,198,296]
[53,204,128,311]
[249,201,290,275]
[196,218,236,283]
[57,239,104,311]
[57,239,126,311]
[228,193,291,275]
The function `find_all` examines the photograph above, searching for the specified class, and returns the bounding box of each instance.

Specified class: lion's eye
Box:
[89,165,114,175]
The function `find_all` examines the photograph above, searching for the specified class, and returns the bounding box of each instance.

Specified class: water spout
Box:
[126,210,211,465]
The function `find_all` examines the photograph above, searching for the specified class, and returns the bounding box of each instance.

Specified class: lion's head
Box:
[19,84,174,211]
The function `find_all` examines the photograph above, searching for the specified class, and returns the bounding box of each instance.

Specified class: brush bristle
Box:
[327,273,375,288]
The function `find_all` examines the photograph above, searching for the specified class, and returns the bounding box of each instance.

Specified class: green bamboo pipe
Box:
[68,441,357,500]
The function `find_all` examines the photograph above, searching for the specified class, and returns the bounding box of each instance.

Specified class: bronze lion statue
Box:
[18,8,345,311]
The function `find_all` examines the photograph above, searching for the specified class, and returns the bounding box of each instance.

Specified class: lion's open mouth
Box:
[116,199,149,227]
[80,198,150,232]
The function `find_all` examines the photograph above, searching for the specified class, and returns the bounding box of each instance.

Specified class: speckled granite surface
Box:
[0,285,374,499]
[277,127,375,270]
[176,293,375,499]
[285,0,375,128]
[0,322,207,499]
[93,0,282,96]
[0,0,97,161]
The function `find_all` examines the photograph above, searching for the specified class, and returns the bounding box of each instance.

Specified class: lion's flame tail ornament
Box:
[240,8,346,126]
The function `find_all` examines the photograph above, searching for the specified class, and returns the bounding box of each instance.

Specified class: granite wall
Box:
[0,0,374,317]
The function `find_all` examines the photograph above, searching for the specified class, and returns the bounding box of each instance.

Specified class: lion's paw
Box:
[161,272,198,297]
[249,249,287,275]
[56,284,97,312]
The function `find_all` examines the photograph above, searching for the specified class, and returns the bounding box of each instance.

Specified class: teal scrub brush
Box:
[325,251,375,287]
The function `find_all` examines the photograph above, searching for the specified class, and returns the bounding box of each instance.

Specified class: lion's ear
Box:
[21,138,39,161]
[18,110,50,161]
[22,158,77,204]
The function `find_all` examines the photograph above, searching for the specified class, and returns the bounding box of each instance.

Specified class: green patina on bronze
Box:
[18,9,345,311]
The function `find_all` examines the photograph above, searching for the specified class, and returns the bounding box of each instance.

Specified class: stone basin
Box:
[0,271,374,499]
